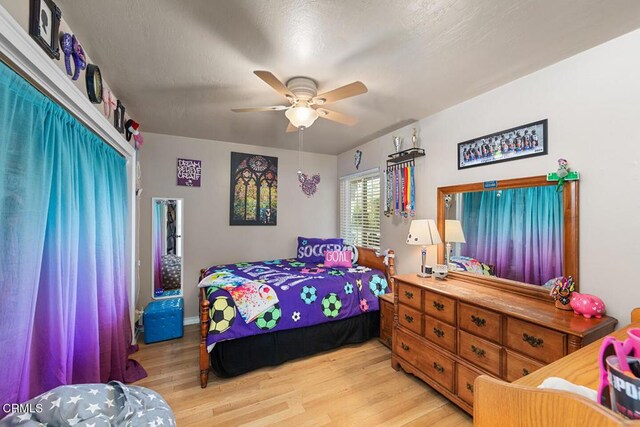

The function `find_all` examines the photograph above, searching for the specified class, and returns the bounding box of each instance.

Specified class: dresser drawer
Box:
[458,331,502,377]
[380,328,392,349]
[395,329,455,392]
[380,295,394,335]
[398,304,422,335]
[456,363,482,406]
[459,303,502,344]
[505,317,566,364]
[421,346,455,392]
[504,349,544,382]
[394,328,427,370]
[423,315,456,353]
[424,291,456,325]
[398,282,421,310]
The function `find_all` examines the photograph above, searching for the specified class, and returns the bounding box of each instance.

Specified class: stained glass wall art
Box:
[229,152,278,225]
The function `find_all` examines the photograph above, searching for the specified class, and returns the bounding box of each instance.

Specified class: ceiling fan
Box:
[231,71,367,132]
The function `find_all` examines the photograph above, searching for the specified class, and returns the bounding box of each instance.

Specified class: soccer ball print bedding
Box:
[203,259,390,346]
[209,296,237,334]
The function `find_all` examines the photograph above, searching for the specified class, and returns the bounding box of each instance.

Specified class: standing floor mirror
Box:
[152,198,183,299]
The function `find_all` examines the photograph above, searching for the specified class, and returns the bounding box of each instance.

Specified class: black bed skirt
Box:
[210,312,380,377]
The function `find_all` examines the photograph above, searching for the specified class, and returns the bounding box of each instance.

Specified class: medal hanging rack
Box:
[386,147,425,167]
[384,148,425,218]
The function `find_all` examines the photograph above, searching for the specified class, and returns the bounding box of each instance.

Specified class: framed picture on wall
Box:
[29,0,62,60]
[176,158,202,187]
[230,152,278,226]
[458,119,548,169]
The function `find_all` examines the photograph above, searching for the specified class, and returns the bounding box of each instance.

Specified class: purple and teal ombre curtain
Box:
[0,61,146,406]
[153,201,164,296]
[460,186,563,285]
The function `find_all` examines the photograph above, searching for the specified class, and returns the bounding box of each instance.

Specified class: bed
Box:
[197,246,395,388]
[450,255,495,276]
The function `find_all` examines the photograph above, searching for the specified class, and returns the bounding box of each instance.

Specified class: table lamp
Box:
[406,219,442,277]
[445,220,466,269]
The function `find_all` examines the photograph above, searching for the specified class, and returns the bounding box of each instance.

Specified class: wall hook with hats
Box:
[125,119,139,141]
[125,119,144,150]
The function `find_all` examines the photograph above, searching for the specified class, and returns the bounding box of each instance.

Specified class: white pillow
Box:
[343,244,359,264]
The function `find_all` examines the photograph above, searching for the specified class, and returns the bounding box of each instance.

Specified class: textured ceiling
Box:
[57,0,640,154]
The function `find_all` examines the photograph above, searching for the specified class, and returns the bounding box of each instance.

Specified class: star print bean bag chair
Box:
[0,381,175,426]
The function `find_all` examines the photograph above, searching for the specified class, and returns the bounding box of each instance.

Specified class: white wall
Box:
[338,29,640,324]
[139,133,338,318]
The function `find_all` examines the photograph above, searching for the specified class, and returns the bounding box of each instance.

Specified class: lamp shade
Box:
[445,220,466,243]
[285,104,319,128]
[406,219,442,246]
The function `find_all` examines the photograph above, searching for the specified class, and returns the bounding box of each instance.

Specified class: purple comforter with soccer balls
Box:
[203,259,390,350]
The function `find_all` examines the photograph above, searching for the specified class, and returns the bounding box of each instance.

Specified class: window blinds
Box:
[340,169,381,250]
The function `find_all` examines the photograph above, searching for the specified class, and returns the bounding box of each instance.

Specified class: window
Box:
[340,169,381,250]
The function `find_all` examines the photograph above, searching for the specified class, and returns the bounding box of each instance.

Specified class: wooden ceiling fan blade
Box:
[286,122,298,133]
[316,108,358,126]
[231,105,289,112]
[314,81,367,105]
[254,70,295,99]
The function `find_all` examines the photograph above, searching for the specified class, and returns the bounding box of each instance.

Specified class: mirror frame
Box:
[151,197,184,300]
[436,175,578,302]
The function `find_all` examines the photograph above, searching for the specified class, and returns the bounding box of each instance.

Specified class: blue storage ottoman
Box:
[144,298,184,344]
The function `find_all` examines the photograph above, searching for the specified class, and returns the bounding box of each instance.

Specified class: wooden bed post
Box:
[198,269,210,388]
[385,249,396,292]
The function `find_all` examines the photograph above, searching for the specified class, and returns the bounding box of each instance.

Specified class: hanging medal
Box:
[409,163,416,217]
[393,167,400,215]
[384,169,391,216]
[388,167,393,216]
[404,164,409,217]
[407,165,411,216]
[400,165,406,216]
[383,169,387,216]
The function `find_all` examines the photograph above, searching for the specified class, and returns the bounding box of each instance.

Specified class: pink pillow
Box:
[324,250,353,268]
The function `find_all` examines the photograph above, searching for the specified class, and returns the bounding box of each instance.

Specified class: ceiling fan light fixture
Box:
[285,105,319,128]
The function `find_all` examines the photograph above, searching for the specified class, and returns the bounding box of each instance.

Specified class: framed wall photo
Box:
[458,119,548,169]
[230,152,278,226]
[29,0,62,60]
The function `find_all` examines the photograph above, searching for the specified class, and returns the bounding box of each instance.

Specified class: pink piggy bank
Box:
[569,292,606,319]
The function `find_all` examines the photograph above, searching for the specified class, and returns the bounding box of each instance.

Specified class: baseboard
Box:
[184,316,199,326]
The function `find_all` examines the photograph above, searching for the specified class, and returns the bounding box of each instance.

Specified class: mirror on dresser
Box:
[436,176,578,301]
[152,197,184,299]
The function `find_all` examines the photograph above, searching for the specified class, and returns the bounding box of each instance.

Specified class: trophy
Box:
[393,136,402,153]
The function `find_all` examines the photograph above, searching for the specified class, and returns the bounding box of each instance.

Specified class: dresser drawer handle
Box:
[404,314,414,323]
[404,290,414,299]
[522,333,544,348]
[433,327,445,338]
[433,301,445,311]
[466,382,474,394]
[471,314,487,327]
[471,345,486,358]
[433,362,445,374]
[401,342,410,351]
[522,368,530,376]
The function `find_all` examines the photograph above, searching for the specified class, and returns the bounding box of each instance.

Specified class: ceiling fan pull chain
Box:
[298,126,304,174]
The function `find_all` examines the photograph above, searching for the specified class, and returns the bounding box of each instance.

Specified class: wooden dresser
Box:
[391,274,617,415]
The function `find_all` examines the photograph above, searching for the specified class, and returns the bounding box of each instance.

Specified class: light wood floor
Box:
[132,325,472,426]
